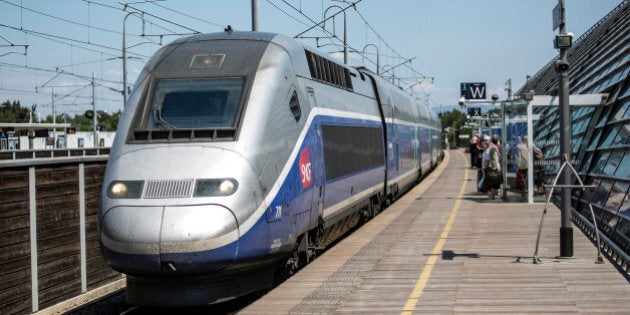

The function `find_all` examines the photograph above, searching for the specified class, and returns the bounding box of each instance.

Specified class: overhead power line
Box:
[268,0,429,88]
[147,1,227,29]
[0,23,149,59]
[120,2,201,35]
[1,0,435,110]
[0,61,124,86]
[1,0,122,35]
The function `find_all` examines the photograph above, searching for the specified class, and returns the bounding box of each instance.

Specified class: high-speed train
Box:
[98,30,442,306]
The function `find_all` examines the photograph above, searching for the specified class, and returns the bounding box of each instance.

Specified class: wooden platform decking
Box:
[239,149,630,314]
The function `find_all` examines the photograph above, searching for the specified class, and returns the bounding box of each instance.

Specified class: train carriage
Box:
[99,31,442,306]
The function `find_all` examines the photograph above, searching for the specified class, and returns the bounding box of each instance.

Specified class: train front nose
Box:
[100,204,239,275]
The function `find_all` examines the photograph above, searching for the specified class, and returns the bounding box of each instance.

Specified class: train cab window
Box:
[289,90,301,122]
[150,77,245,129]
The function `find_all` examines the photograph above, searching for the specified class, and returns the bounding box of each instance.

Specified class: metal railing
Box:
[0,148,110,170]
[573,208,630,279]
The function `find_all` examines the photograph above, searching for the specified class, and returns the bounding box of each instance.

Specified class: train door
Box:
[382,103,396,181]
[307,89,325,229]
[359,70,391,205]
[392,106,399,174]
[426,128,432,166]
[414,127,419,171]
[314,125,324,224]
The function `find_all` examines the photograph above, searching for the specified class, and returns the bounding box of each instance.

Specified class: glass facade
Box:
[517,2,629,255]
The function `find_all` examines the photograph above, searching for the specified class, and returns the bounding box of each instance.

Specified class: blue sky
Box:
[0,0,622,119]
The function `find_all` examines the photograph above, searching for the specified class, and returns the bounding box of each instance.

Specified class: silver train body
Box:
[99,31,442,306]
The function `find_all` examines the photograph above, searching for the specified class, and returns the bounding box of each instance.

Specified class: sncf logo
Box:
[299,147,313,188]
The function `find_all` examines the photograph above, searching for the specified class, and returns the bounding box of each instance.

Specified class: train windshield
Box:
[151,77,245,129]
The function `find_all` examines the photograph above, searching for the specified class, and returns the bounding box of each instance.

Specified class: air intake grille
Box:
[304,50,353,90]
[144,179,194,199]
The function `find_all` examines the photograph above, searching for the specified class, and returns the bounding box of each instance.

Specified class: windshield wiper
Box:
[155,118,176,129]
[154,107,177,129]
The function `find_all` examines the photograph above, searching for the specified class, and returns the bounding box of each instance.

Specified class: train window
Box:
[150,77,245,129]
[289,91,301,122]
[322,125,384,181]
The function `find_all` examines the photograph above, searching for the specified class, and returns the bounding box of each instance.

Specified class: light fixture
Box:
[554,33,573,49]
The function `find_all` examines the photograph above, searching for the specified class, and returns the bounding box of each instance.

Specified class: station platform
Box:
[239,149,630,314]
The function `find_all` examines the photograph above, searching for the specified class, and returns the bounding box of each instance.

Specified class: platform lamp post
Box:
[123,11,143,107]
[553,0,574,258]
[362,43,380,75]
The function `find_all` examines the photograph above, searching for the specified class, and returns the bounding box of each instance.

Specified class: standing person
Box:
[477,141,487,193]
[533,144,545,193]
[469,135,479,168]
[516,136,528,191]
[491,135,503,196]
[482,135,501,199]
[492,135,502,158]
[476,134,483,169]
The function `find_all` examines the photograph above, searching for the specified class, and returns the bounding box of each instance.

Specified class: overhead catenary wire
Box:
[0,1,231,114]
[353,8,430,82]
[0,0,204,62]
[270,0,355,58]
[0,23,150,60]
[147,1,227,29]
[1,0,123,36]
[120,2,201,35]
[1,0,435,114]
[0,62,124,86]
[269,0,432,99]
[264,0,312,28]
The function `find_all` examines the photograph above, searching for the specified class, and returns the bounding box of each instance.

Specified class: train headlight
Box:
[194,178,238,197]
[107,181,144,199]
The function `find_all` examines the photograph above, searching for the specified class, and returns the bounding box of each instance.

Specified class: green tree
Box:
[0,100,38,123]
[43,110,121,131]
[99,110,122,131]
[439,109,468,147]
[70,114,93,131]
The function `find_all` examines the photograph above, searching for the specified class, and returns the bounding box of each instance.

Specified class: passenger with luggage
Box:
[482,135,501,200]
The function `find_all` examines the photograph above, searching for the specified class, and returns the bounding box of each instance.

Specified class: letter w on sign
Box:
[461,82,487,100]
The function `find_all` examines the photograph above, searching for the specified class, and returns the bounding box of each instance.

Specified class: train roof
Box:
[169,31,284,45]
[161,31,439,126]
[165,31,346,79]
[167,31,313,60]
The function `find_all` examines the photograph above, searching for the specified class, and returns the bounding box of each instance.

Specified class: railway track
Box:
[67,289,266,314]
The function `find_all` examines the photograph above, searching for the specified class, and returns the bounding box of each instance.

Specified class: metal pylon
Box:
[533,154,604,264]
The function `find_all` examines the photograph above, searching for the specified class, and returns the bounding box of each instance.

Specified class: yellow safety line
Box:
[401,151,469,314]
